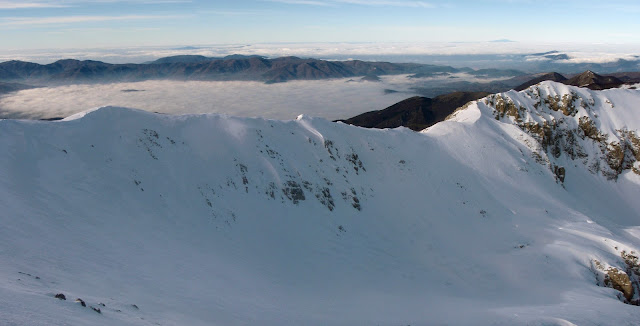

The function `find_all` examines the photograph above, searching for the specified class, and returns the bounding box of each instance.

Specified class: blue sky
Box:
[0,0,639,50]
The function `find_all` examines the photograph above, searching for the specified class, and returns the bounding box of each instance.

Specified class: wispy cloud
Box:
[84,0,193,3]
[264,0,434,7]
[0,0,191,9]
[0,14,188,26]
[0,1,68,9]
[265,0,332,6]
[337,0,434,7]
[202,9,276,16]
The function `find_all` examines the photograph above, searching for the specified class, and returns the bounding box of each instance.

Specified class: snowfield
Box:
[0,81,639,325]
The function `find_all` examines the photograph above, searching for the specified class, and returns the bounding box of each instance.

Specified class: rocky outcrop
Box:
[473,83,640,181]
[592,251,640,305]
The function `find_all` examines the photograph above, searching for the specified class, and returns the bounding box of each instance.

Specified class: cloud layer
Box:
[1,42,638,66]
[0,76,420,120]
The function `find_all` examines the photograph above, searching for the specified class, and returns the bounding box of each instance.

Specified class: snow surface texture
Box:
[0,81,639,325]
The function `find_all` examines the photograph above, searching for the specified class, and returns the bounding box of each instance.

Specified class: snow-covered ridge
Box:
[1,84,639,325]
[446,81,640,182]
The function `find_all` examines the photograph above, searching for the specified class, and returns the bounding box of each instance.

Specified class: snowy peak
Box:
[447,81,640,182]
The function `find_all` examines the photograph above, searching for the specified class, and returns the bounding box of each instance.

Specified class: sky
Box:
[1,0,639,51]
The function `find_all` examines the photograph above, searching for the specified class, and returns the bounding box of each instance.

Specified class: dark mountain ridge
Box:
[515,72,567,91]
[339,91,489,131]
[563,70,624,90]
[515,70,635,91]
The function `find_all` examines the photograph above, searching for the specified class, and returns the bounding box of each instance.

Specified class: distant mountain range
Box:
[0,55,526,85]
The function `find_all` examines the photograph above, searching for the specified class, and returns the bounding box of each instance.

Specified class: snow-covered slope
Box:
[1,81,639,325]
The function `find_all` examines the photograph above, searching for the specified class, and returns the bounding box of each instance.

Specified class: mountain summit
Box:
[514,72,567,91]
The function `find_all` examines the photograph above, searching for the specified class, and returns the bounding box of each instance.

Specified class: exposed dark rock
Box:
[76,298,86,307]
[314,186,335,211]
[90,306,102,314]
[553,165,566,183]
[341,188,361,211]
[54,293,66,300]
[339,91,489,131]
[282,181,305,204]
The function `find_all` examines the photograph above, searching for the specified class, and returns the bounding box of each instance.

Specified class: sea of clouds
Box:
[0,75,423,120]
